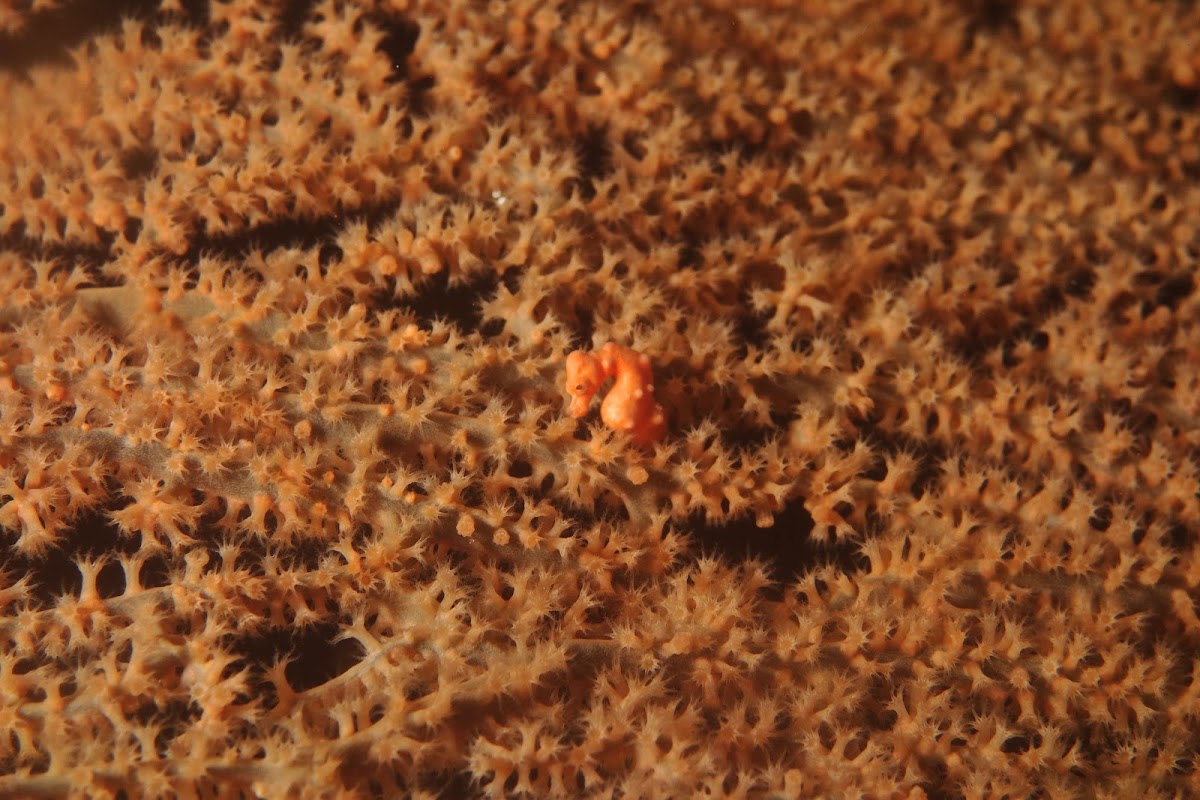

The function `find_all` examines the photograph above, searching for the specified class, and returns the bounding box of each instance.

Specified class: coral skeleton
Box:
[1,0,1199,797]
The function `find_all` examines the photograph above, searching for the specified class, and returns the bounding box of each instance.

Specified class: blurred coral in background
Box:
[1,0,1199,796]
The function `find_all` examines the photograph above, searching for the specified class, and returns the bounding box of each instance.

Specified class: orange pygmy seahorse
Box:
[565,343,667,446]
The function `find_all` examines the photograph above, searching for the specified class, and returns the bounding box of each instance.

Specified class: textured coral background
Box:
[2,0,1199,797]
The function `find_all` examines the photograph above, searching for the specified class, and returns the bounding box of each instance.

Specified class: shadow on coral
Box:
[232,620,363,696]
[394,266,499,334]
[0,0,192,73]
[0,508,139,607]
[685,498,867,600]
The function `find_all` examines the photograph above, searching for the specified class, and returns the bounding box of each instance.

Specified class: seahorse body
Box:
[565,343,666,446]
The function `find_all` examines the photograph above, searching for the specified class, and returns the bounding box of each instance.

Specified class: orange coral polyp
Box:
[565,343,667,446]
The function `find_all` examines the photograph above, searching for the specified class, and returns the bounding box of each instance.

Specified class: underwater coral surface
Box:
[1,0,1199,797]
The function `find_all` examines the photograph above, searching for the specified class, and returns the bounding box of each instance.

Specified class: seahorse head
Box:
[565,350,607,418]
